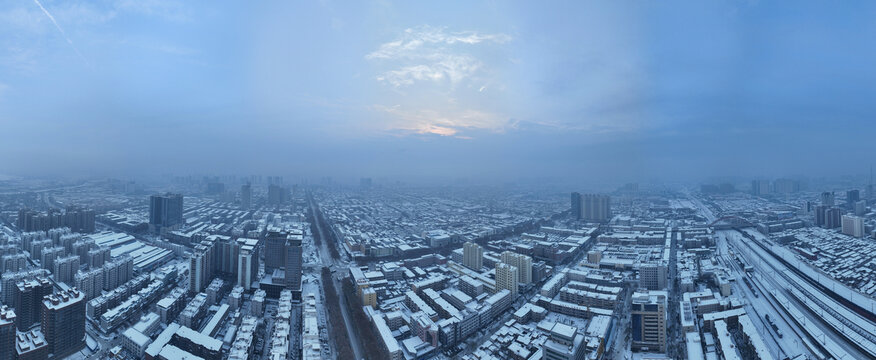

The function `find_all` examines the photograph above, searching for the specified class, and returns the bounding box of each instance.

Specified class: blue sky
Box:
[1,1,875,183]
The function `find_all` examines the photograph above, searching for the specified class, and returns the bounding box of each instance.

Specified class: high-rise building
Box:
[500,251,532,285]
[14,277,52,330]
[265,229,288,271]
[286,234,303,300]
[53,255,80,285]
[237,238,259,289]
[189,244,212,294]
[16,207,95,233]
[842,215,865,238]
[495,263,519,298]
[570,192,582,220]
[41,288,86,358]
[814,205,828,227]
[847,189,861,207]
[0,306,15,360]
[149,193,184,232]
[631,290,667,352]
[820,191,835,206]
[462,242,483,271]
[267,184,289,205]
[773,178,800,193]
[578,194,611,222]
[855,200,868,216]
[240,183,252,210]
[825,207,842,229]
[751,180,771,196]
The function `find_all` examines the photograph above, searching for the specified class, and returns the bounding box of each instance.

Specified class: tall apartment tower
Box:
[495,263,519,298]
[14,277,52,330]
[571,192,582,219]
[0,306,15,360]
[847,189,861,206]
[631,290,667,352]
[41,288,86,358]
[286,234,303,301]
[53,255,80,285]
[240,183,252,210]
[149,193,184,232]
[462,242,483,271]
[189,244,212,294]
[578,194,611,222]
[237,238,259,289]
[842,215,865,238]
[265,229,288,271]
[825,207,843,229]
[821,191,835,206]
[500,251,532,285]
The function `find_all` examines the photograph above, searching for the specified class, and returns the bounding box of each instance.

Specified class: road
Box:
[308,193,365,360]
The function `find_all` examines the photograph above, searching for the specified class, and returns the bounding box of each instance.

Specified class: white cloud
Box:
[375,54,481,87]
[366,25,510,60]
[367,25,509,87]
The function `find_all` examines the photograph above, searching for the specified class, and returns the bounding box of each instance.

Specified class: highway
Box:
[308,193,365,360]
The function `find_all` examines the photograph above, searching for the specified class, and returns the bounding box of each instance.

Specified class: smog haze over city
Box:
[2,2,876,360]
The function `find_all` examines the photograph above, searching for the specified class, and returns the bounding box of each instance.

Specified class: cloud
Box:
[375,54,481,87]
[367,25,510,87]
[373,104,510,137]
[366,26,510,60]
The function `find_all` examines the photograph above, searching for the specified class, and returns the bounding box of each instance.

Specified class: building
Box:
[0,306,15,360]
[16,206,95,233]
[577,194,611,222]
[240,183,252,210]
[825,207,842,229]
[542,323,586,360]
[267,184,289,205]
[41,288,87,358]
[265,229,287,270]
[53,255,80,285]
[821,191,835,206]
[631,290,667,352]
[814,205,828,227]
[639,263,667,290]
[123,328,153,359]
[855,200,868,216]
[495,263,519,298]
[750,180,771,196]
[149,193,184,232]
[462,242,483,271]
[14,277,53,330]
[237,238,259,289]
[285,234,303,300]
[189,244,212,294]
[842,215,865,238]
[571,192,582,220]
[501,251,533,285]
[16,329,49,360]
[847,189,860,206]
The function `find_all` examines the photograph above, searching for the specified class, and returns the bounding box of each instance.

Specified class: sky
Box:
[1,0,875,184]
